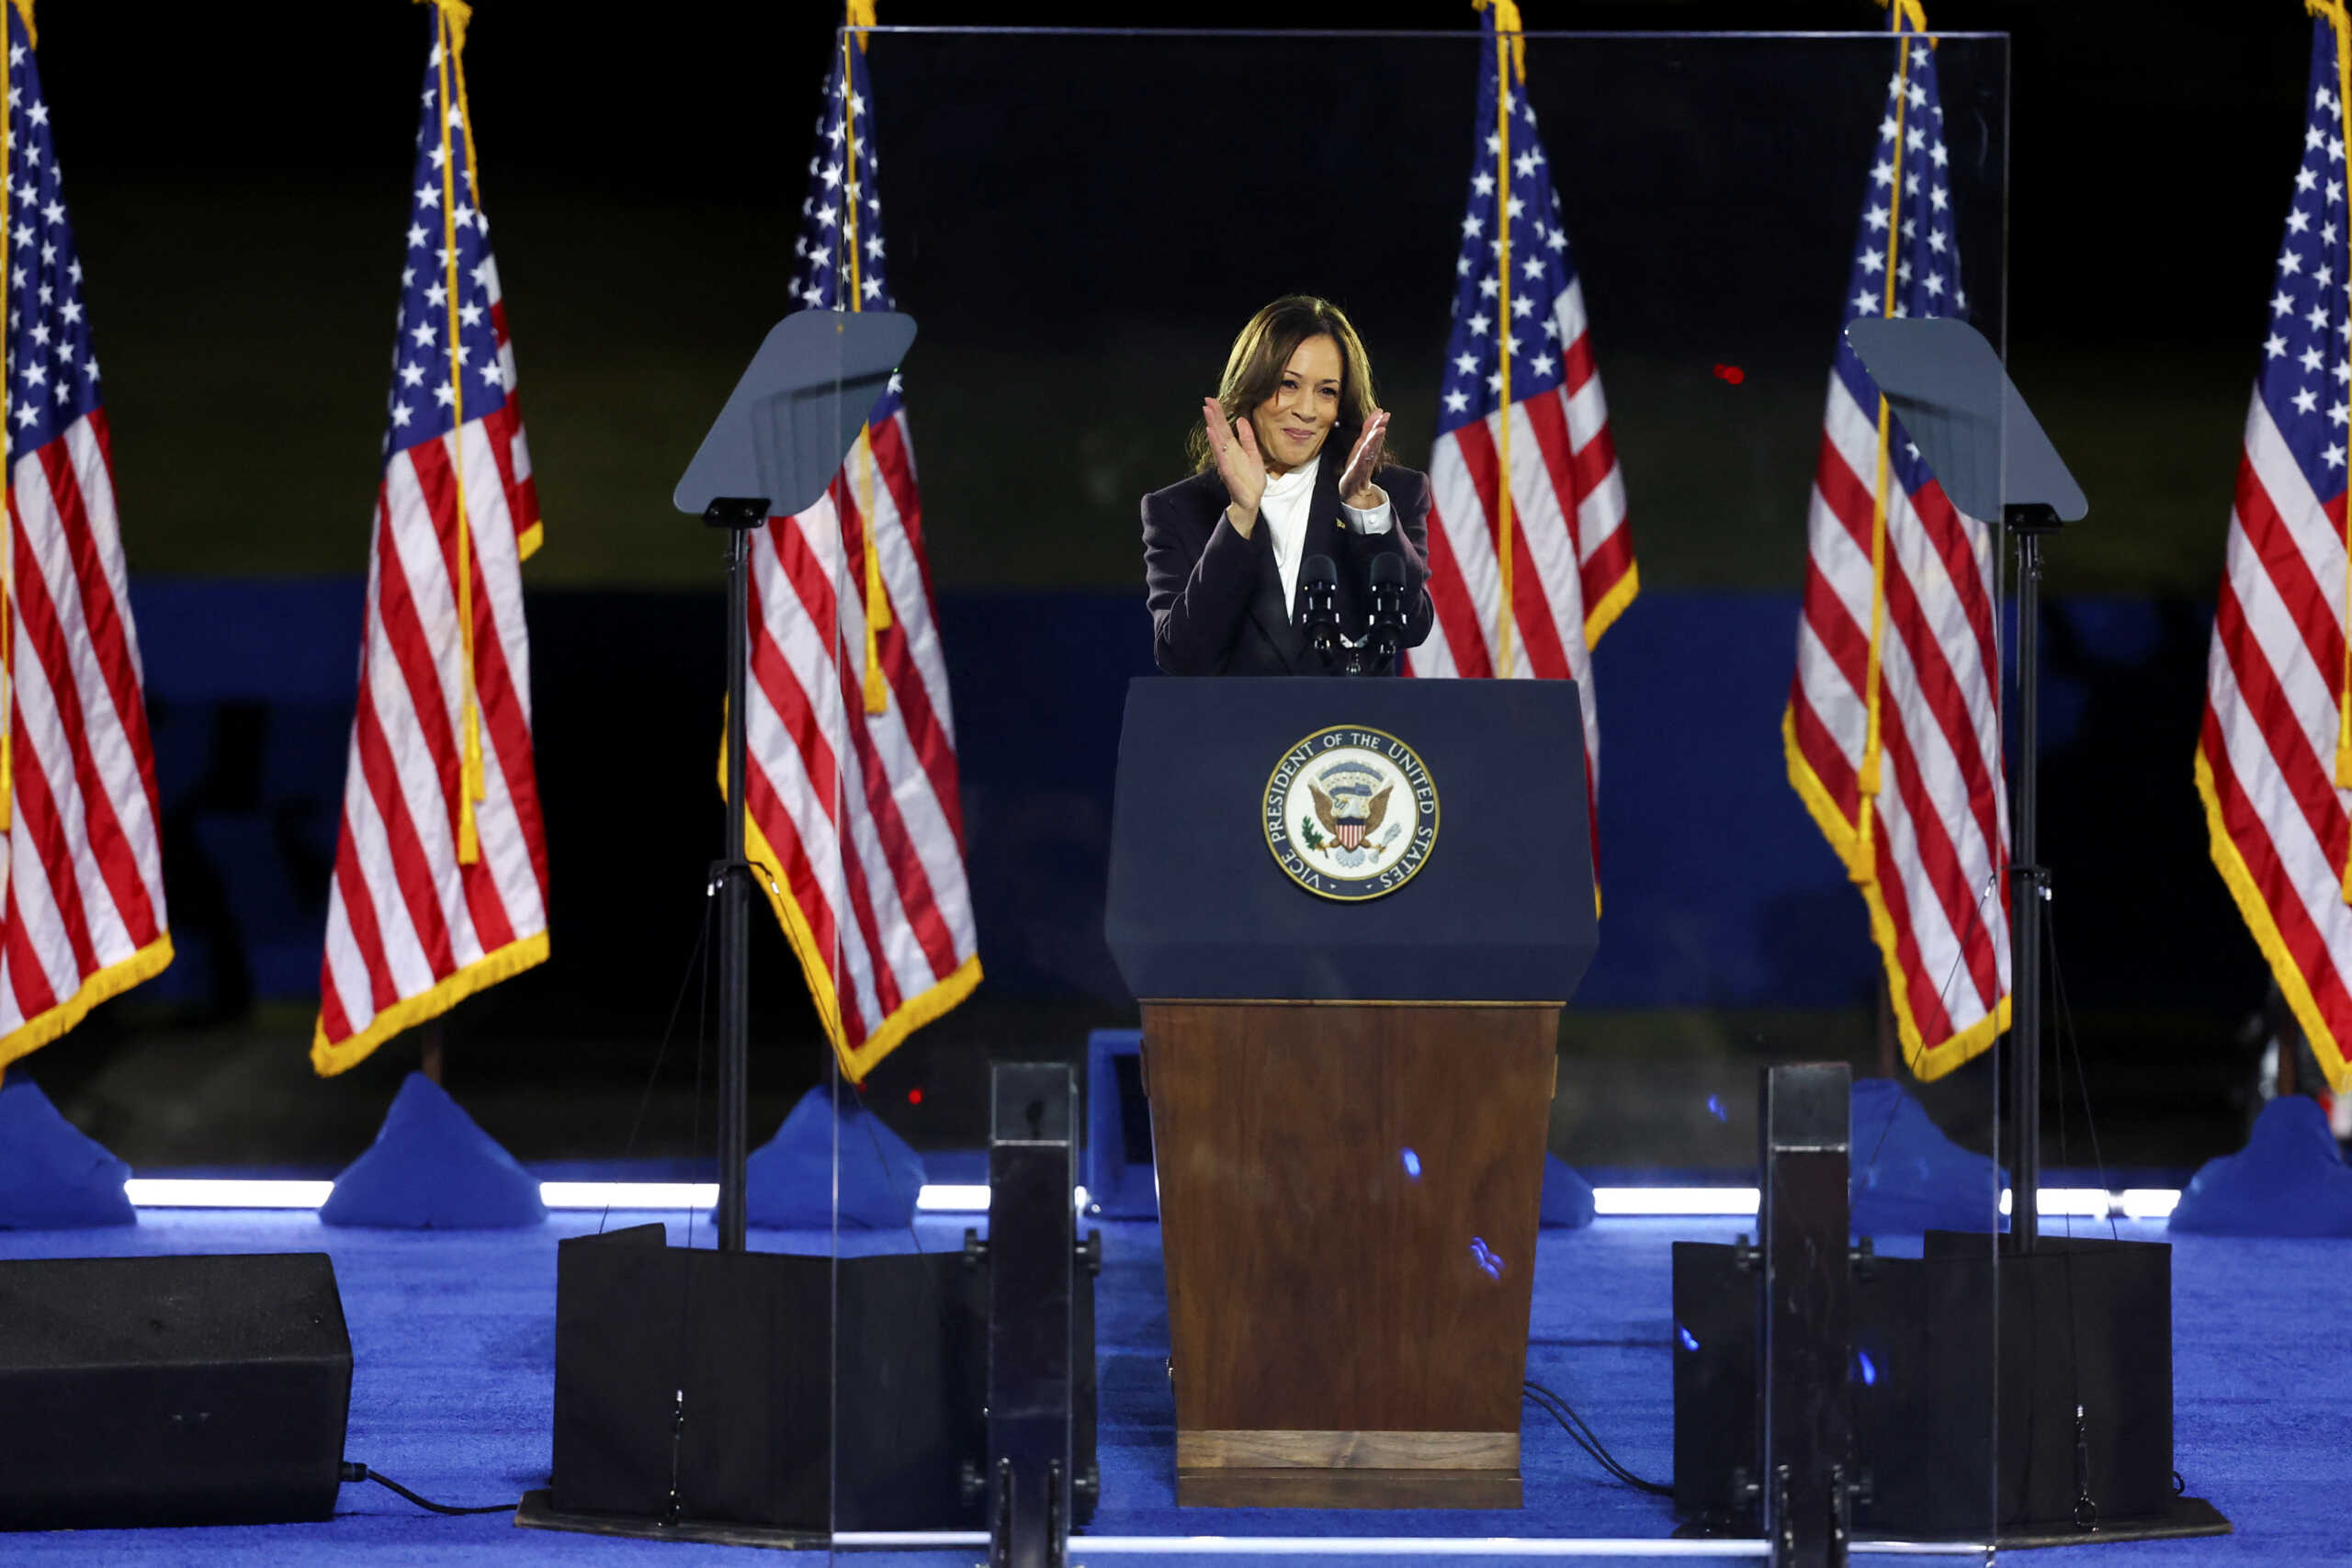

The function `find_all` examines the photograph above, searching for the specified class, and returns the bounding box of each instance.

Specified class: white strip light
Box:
[1592,1188,1760,1217]
[2118,1188,2181,1220]
[914,1183,992,1213]
[123,1179,334,1209]
[539,1182,717,1211]
[1998,1188,2165,1221]
[118,1179,2185,1222]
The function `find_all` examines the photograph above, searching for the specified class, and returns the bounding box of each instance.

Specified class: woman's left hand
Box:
[1339,410,1391,509]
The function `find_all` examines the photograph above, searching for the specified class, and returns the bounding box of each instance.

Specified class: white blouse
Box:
[1254,451,1394,612]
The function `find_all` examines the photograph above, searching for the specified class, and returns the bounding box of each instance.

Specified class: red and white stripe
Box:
[742,405,979,1082]
[1408,278,1634,874]
[0,411,172,1069]
[2198,391,2352,1087]
[1785,372,2011,1077]
[312,257,548,1076]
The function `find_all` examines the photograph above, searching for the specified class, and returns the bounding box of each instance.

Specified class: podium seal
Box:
[1263,725,1440,901]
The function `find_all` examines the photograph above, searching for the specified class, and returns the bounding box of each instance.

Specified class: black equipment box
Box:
[551,1224,1096,1534]
[1675,1232,2174,1537]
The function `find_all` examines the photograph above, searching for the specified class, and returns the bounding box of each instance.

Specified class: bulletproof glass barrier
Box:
[790,23,2050,1563]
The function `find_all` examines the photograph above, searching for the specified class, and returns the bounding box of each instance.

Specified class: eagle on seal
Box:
[1309,780,1392,852]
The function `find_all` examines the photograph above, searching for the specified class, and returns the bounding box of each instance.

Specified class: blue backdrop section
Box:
[132,579,366,1009]
[117,581,2237,1021]
[1578,591,1871,1008]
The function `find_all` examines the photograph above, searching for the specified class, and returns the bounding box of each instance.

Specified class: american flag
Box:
[2197,7,2352,1092]
[0,5,172,1071]
[1783,13,2011,1079]
[1408,0,1635,897]
[752,16,978,1083]
[312,6,548,1075]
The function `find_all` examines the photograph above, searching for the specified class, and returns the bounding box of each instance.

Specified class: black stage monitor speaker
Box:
[0,1252,353,1529]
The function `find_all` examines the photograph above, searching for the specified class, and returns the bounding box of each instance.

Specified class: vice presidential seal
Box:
[1263,726,1439,901]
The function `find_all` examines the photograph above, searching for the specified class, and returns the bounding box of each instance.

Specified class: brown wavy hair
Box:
[1188,295,1382,472]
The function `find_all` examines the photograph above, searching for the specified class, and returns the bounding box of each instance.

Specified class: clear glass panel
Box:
[820,25,2012,1559]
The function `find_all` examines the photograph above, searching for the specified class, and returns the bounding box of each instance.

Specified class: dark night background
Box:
[2,1,2320,1179]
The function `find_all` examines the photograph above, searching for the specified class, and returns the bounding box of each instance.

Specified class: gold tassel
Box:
[425,1,481,864]
[837,12,891,716]
[1852,18,1924,885]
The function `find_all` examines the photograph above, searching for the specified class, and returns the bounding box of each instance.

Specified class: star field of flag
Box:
[1435,65,1577,438]
[3,11,97,467]
[383,42,507,459]
[2258,23,2352,503]
[1832,36,1967,501]
[791,36,902,421]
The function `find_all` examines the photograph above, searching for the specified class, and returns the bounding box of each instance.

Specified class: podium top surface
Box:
[1104,677,1598,1005]
[672,310,916,518]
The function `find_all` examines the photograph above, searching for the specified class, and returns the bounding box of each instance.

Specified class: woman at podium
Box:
[1141,296,1432,675]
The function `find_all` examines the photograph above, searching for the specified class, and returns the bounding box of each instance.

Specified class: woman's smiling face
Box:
[1249,333,1343,475]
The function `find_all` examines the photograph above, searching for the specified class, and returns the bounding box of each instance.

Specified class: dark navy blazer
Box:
[1139,434,1434,676]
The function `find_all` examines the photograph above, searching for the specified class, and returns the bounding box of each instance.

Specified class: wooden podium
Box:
[1105,679,1598,1510]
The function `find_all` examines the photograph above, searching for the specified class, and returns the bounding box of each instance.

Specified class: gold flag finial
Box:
[846,0,876,49]
[1876,0,1929,32]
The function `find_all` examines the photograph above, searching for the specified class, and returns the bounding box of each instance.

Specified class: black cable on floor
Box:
[339,1461,516,1516]
[1522,1380,1672,1496]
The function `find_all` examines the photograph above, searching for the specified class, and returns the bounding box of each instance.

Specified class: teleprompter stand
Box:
[1672,328,2226,1564]
[519,311,934,1548]
[517,313,1096,1562]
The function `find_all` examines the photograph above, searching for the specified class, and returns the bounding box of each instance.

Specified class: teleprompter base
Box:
[1675,1494,2230,1551]
[514,1489,823,1551]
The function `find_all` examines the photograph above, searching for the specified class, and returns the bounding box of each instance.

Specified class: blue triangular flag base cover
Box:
[749,1085,928,1231]
[1541,1153,1596,1229]
[0,1076,134,1229]
[1849,1077,2006,1235]
[2170,1095,2352,1237]
[321,1072,547,1229]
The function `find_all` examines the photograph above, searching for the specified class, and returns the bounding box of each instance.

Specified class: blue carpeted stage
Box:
[1,1203,2341,1565]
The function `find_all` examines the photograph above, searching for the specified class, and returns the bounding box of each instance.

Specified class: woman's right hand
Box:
[1202,397,1265,535]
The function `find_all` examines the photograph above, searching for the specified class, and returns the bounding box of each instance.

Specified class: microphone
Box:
[1297,554,1340,665]
[1367,552,1407,672]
